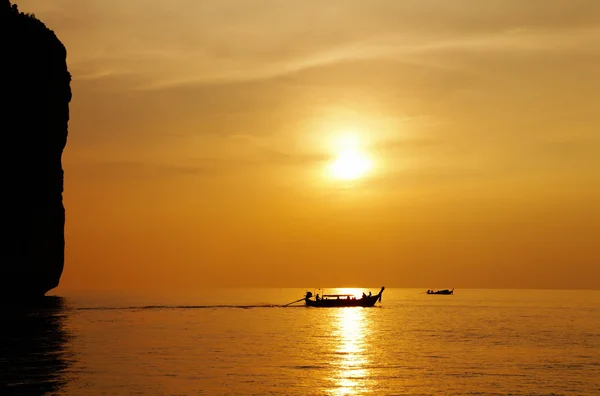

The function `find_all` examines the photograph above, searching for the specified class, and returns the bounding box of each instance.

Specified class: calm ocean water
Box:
[1,288,599,395]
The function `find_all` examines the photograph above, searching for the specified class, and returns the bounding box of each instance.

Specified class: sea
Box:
[1,288,599,395]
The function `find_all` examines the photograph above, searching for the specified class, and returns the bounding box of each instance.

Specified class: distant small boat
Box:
[427,288,454,295]
[304,287,385,307]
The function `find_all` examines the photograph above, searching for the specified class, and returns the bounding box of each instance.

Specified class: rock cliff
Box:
[1,1,71,297]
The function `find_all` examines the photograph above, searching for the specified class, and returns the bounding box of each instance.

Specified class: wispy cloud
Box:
[71,26,600,91]
[18,0,597,90]
[69,159,209,179]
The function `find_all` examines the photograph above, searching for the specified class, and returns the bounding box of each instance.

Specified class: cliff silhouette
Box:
[1,1,71,298]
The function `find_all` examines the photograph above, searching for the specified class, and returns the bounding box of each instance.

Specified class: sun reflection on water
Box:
[330,294,374,395]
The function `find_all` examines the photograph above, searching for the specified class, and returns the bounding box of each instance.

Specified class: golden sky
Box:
[17,0,600,291]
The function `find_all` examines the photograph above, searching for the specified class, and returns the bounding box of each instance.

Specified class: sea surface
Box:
[1,288,599,395]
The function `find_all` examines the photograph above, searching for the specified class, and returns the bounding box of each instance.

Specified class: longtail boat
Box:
[304,287,385,307]
[426,288,454,295]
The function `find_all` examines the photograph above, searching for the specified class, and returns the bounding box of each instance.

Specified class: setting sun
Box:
[330,150,372,180]
[327,132,373,181]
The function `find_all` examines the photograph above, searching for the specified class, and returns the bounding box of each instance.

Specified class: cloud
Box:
[68,159,208,180]
[18,0,598,90]
[83,26,600,91]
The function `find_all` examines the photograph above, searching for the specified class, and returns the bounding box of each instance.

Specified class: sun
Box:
[330,149,372,180]
[320,129,374,181]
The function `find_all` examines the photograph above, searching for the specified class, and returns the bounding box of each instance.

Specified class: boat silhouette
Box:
[304,287,385,307]
[426,288,454,295]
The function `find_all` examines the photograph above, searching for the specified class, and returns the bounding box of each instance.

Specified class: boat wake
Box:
[75,304,302,311]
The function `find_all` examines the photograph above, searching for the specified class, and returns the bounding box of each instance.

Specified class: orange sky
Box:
[17,0,600,291]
